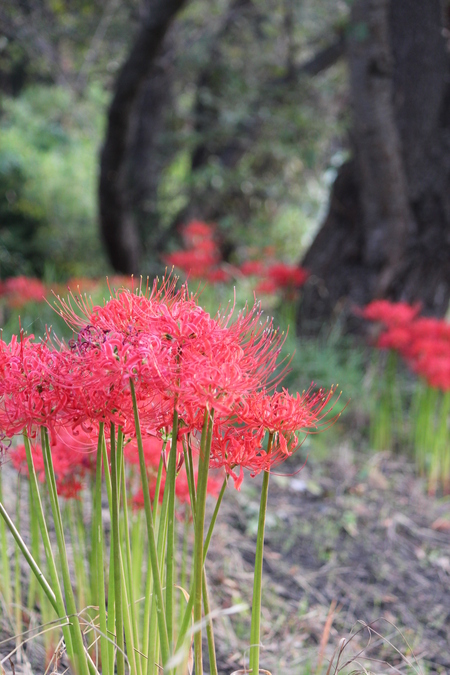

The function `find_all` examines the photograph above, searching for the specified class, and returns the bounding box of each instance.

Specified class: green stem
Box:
[14,475,22,657]
[131,510,144,619]
[147,462,172,675]
[0,470,12,611]
[27,480,39,612]
[203,476,228,556]
[93,425,109,675]
[89,475,98,613]
[129,380,170,668]
[193,408,214,675]
[102,434,117,675]
[202,569,218,675]
[22,431,74,661]
[180,510,190,602]
[120,439,143,675]
[166,409,179,650]
[110,423,125,675]
[141,452,164,668]
[147,444,173,675]
[249,432,273,675]
[185,439,196,518]
[40,426,91,675]
[175,475,228,654]
[0,497,56,609]
[67,501,87,611]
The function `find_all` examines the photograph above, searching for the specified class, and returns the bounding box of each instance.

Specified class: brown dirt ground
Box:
[1,443,450,675]
[207,443,450,674]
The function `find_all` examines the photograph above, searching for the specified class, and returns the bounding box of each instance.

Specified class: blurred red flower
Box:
[0,276,47,308]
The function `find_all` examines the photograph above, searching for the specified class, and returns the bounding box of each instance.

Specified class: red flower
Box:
[256,264,309,298]
[163,220,228,283]
[0,334,68,437]
[377,325,413,355]
[52,282,289,431]
[358,300,421,325]
[239,261,266,277]
[360,300,450,391]
[10,426,97,499]
[209,385,339,486]
[1,276,47,308]
[206,268,230,283]
[0,277,339,493]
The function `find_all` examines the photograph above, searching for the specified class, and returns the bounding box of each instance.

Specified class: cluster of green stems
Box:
[0,380,273,675]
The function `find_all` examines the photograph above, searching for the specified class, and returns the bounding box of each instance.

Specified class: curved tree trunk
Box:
[123,54,174,275]
[298,0,450,333]
[98,0,186,274]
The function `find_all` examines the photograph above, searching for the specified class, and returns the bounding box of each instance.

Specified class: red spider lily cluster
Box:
[1,277,337,488]
[360,300,450,390]
[163,220,309,298]
[164,221,230,283]
[0,276,47,308]
[253,263,309,298]
[238,246,309,298]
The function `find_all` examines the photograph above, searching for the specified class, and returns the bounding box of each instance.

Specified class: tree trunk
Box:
[98,0,186,274]
[123,54,174,275]
[298,0,450,333]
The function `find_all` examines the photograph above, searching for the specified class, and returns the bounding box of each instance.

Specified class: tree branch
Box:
[297,35,345,76]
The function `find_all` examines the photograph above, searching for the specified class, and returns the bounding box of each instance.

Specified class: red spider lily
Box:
[107,275,138,292]
[409,317,450,342]
[412,354,450,390]
[164,220,228,283]
[256,263,309,298]
[209,424,266,487]
[1,278,337,496]
[183,220,215,246]
[238,386,338,435]
[377,325,414,354]
[0,276,47,308]
[165,248,220,279]
[206,268,231,283]
[358,299,421,325]
[360,300,450,391]
[10,427,97,499]
[239,386,338,461]
[255,278,279,295]
[0,334,69,437]
[51,283,288,431]
[266,263,309,289]
[208,385,339,486]
[239,260,266,277]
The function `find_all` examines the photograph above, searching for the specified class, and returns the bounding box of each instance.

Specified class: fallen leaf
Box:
[368,466,389,490]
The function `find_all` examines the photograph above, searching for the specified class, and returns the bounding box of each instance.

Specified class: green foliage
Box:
[157,0,349,263]
[281,326,366,406]
[0,153,47,278]
[0,84,109,280]
[0,0,350,277]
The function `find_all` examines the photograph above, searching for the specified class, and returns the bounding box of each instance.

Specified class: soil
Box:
[2,442,450,675]
[207,444,450,674]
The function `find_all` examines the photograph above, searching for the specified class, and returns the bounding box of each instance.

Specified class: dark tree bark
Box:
[123,53,174,274]
[298,0,450,333]
[98,0,186,274]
